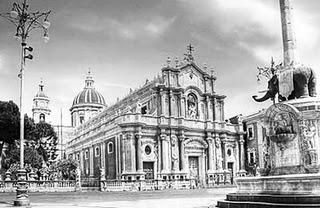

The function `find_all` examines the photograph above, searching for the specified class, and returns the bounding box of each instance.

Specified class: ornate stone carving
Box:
[300,120,316,150]
[265,103,299,146]
[171,135,179,169]
[187,93,198,119]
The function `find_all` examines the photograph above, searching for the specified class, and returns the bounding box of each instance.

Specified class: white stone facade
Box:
[66,52,245,185]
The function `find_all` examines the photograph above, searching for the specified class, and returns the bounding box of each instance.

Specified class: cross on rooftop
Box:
[184,44,195,62]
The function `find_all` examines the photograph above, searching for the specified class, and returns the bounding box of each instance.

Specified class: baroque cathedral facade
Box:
[64,48,246,185]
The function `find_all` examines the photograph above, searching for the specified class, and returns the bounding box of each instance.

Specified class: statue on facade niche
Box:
[187,94,198,119]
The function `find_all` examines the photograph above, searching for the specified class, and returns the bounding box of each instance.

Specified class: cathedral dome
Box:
[72,88,105,106]
[71,70,106,108]
[70,70,106,127]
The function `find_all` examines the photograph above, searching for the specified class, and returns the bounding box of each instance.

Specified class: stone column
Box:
[157,136,162,179]
[206,96,210,121]
[213,98,218,121]
[220,134,227,170]
[169,90,173,117]
[179,135,186,172]
[215,134,223,171]
[181,95,186,118]
[136,133,143,172]
[89,146,94,177]
[161,134,169,172]
[207,137,214,171]
[239,135,246,171]
[101,143,105,169]
[121,134,126,173]
[79,150,84,173]
[161,91,166,116]
[221,100,225,122]
[128,133,136,172]
[171,135,179,171]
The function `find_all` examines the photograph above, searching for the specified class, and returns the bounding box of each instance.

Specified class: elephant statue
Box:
[253,65,317,102]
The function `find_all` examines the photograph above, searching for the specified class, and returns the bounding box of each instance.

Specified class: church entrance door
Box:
[143,162,154,180]
[188,156,199,180]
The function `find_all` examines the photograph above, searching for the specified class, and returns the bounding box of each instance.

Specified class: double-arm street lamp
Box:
[0,0,51,206]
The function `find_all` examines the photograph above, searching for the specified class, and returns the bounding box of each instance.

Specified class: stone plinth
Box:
[236,174,320,195]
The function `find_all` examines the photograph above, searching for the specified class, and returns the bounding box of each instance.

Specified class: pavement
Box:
[0,187,235,208]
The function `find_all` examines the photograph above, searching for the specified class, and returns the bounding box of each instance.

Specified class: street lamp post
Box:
[0,0,51,206]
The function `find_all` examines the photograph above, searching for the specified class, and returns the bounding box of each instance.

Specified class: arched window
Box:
[80,116,84,124]
[108,142,113,154]
[85,150,89,159]
[187,93,198,119]
[39,113,45,122]
[95,147,100,157]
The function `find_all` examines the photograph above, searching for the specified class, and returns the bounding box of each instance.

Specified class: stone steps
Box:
[217,200,320,208]
[216,193,320,208]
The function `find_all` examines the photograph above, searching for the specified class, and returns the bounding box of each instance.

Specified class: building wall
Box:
[243,110,266,176]
[66,59,245,184]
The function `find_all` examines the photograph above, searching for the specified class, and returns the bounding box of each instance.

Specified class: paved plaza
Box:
[0,188,235,208]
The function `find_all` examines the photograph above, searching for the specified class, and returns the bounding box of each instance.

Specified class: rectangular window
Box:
[248,127,253,138]
[249,152,255,164]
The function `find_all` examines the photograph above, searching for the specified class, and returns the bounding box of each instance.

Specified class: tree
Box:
[3,146,43,171]
[0,100,58,172]
[33,122,59,163]
[56,158,78,180]
[0,101,20,157]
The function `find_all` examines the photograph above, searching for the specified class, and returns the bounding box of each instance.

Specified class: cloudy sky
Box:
[0,0,319,126]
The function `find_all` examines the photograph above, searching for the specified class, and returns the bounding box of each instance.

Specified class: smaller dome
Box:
[34,81,48,99]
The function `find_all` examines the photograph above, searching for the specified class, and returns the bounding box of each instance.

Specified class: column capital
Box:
[126,133,134,140]
[160,134,169,141]
[171,134,178,140]
[206,137,214,143]
[178,135,186,141]
[220,133,227,139]
[239,138,245,144]
[135,132,142,139]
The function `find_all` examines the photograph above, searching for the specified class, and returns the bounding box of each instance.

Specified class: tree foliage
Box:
[3,146,43,171]
[28,122,59,163]
[55,158,78,180]
[0,101,20,145]
[0,100,59,171]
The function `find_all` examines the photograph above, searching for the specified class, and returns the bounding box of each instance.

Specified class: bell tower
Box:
[32,80,51,123]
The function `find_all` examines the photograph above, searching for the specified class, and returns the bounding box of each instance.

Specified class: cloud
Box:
[144,17,176,36]
[101,82,132,89]
[68,14,176,40]
[0,55,3,71]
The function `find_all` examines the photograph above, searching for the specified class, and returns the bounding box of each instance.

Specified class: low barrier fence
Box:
[0,180,78,192]
[100,179,195,192]
[0,178,234,193]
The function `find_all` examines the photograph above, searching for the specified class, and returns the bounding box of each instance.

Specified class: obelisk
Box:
[280,0,297,66]
[278,0,295,99]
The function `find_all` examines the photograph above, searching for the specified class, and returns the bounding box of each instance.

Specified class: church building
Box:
[65,47,246,185]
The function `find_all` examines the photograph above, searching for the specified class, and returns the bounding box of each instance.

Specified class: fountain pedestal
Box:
[217,98,320,207]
